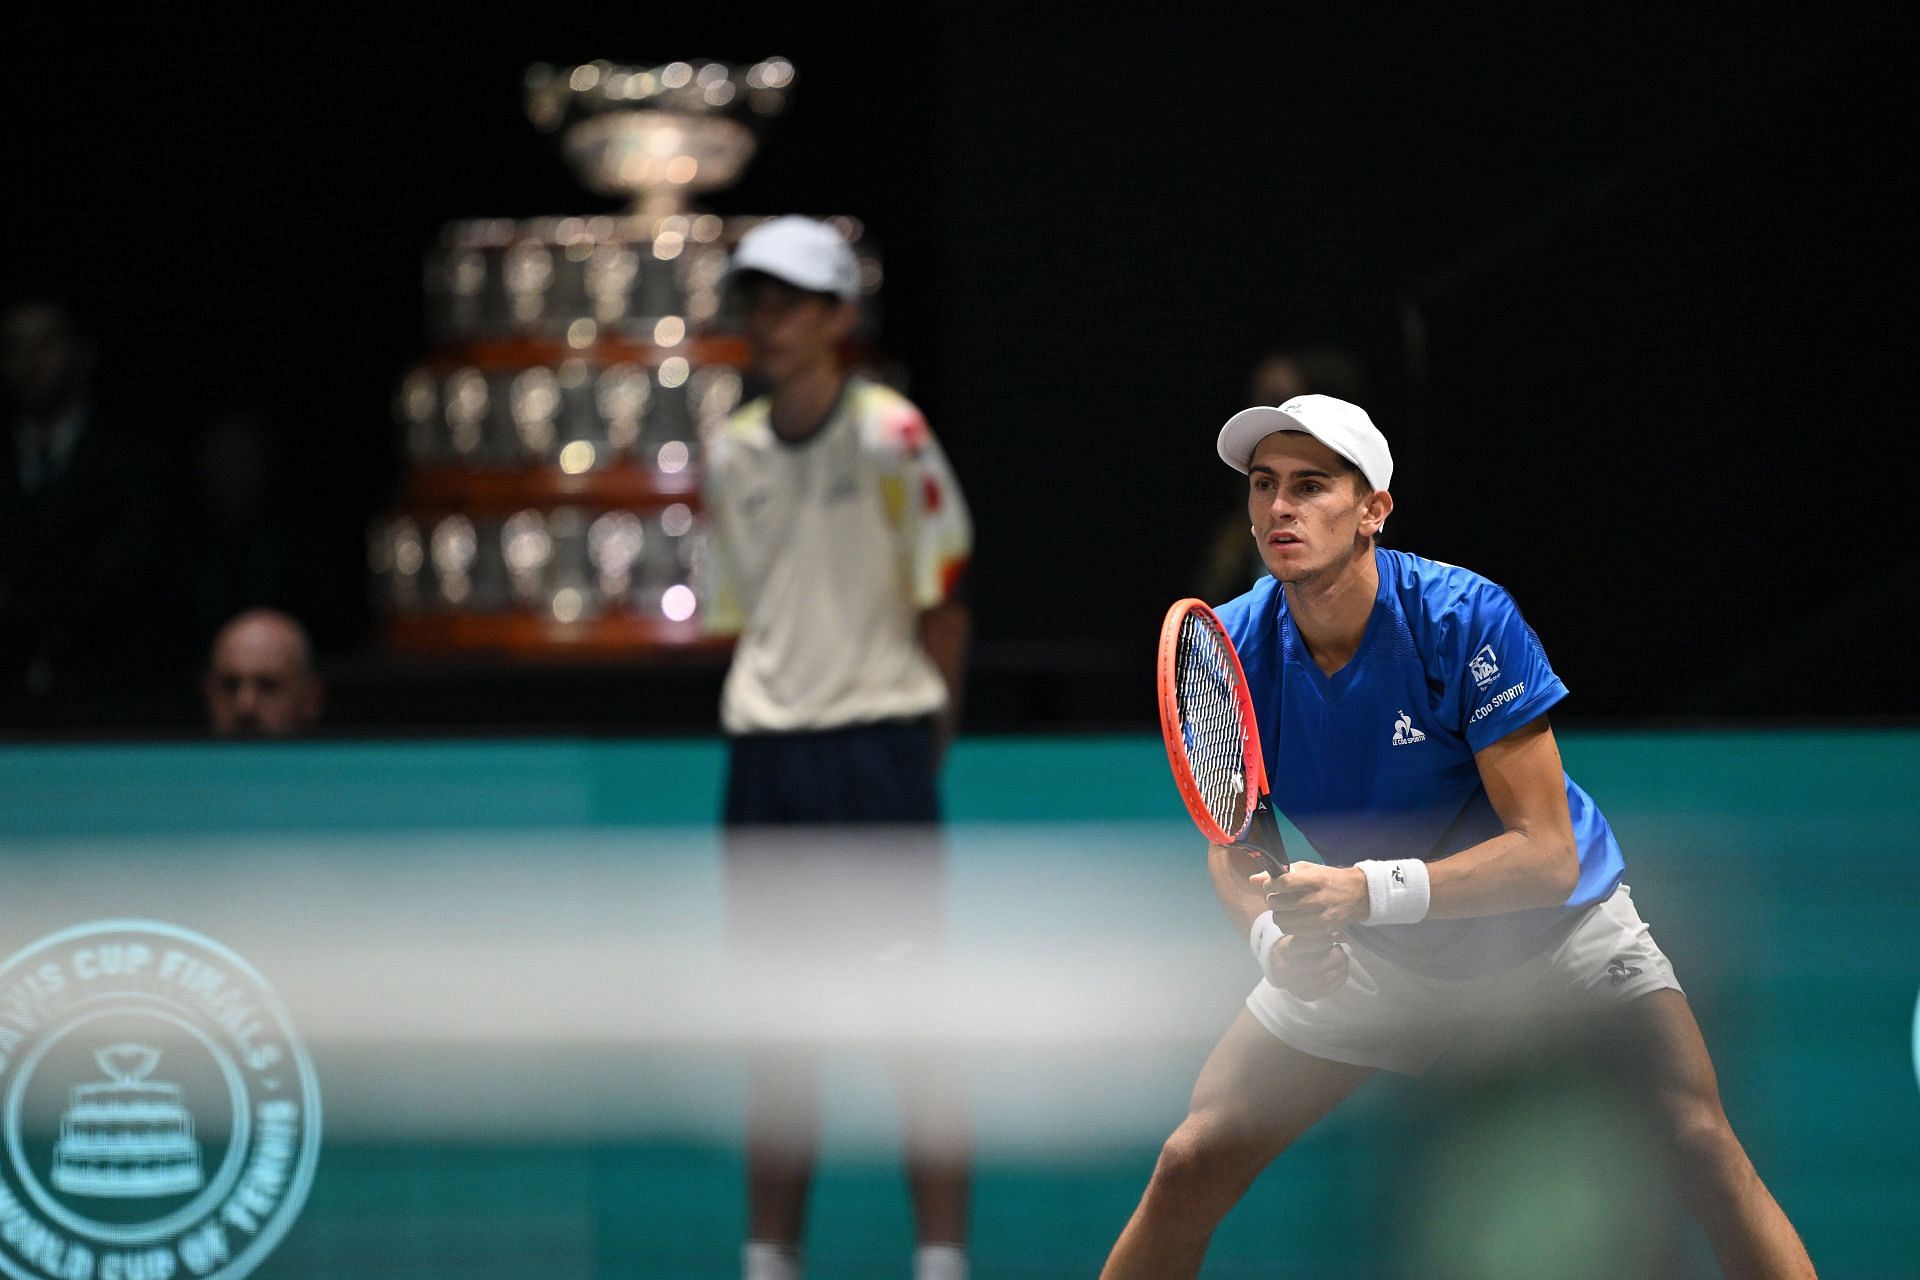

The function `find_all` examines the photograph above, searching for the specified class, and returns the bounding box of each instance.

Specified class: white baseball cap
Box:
[729,216,860,300]
[1216,394,1393,491]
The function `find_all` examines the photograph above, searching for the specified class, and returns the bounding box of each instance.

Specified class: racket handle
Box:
[1239,798,1290,879]
[1239,845,1288,880]
[1242,802,1339,955]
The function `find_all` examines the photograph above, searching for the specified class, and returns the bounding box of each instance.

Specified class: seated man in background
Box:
[202,608,323,737]
[1196,344,1368,603]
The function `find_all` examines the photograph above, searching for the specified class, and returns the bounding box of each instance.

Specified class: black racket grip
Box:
[1237,797,1290,880]
[1244,802,1341,958]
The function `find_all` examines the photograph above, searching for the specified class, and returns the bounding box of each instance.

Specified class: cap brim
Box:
[727,253,857,300]
[728,260,832,295]
[1216,406,1306,473]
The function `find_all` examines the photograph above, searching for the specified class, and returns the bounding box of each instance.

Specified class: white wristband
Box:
[1355,859,1431,926]
[1249,910,1283,978]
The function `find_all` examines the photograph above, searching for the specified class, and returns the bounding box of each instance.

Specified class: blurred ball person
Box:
[203,608,323,737]
[1,296,183,704]
[701,217,974,1280]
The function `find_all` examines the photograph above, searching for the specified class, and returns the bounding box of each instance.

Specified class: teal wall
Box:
[3,732,1916,1277]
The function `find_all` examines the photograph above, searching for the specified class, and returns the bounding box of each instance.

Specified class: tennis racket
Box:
[1156,598,1290,879]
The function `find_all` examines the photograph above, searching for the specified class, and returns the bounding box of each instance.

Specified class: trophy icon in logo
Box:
[51,1043,205,1198]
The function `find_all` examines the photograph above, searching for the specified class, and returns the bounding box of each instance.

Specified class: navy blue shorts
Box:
[723,718,946,977]
[724,717,941,827]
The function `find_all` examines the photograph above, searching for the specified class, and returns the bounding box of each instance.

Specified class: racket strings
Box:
[1175,613,1252,837]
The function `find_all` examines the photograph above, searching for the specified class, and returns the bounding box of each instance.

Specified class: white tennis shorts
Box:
[1245,884,1682,1076]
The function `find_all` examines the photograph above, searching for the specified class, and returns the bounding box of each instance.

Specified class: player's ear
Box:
[1359,488,1393,537]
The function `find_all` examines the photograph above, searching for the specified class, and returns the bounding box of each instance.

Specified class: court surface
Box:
[2,732,1915,1277]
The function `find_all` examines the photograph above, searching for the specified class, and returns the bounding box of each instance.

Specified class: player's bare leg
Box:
[1101,1008,1373,1279]
[1619,990,1817,1279]
[894,1049,971,1246]
[743,1047,821,1246]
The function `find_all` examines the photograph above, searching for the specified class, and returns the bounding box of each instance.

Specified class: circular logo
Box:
[0,921,321,1280]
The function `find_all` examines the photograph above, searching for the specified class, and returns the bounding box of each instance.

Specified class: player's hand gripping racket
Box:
[1156,598,1291,879]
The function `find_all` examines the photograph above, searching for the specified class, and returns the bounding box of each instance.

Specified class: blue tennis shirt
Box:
[1214,548,1625,977]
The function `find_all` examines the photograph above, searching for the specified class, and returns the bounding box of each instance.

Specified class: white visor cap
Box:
[729,216,860,300]
[1217,394,1393,492]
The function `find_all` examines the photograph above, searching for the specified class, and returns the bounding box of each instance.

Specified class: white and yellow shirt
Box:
[700,376,973,735]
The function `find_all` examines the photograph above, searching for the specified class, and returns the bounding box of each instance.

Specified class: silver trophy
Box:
[525,58,794,217]
[378,56,876,649]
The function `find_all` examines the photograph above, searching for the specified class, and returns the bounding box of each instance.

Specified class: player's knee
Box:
[1149,1116,1266,1207]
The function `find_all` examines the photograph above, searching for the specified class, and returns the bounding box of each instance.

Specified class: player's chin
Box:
[1260,557,1313,584]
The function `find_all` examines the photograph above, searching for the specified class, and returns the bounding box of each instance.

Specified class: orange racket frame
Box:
[1156,598,1291,878]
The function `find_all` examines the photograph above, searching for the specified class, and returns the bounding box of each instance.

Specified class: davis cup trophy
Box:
[370,59,882,656]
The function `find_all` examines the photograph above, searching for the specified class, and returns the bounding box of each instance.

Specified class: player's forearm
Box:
[1424,827,1579,919]
[1208,842,1270,934]
[919,600,970,762]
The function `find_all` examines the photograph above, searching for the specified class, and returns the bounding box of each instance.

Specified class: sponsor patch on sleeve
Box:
[1470,681,1527,724]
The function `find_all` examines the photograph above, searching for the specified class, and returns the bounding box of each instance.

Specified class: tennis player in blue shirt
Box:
[1101,396,1816,1278]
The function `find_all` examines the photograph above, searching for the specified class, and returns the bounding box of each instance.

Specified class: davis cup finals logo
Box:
[0,922,320,1280]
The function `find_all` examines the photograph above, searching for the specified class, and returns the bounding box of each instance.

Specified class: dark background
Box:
[5,2,1914,731]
